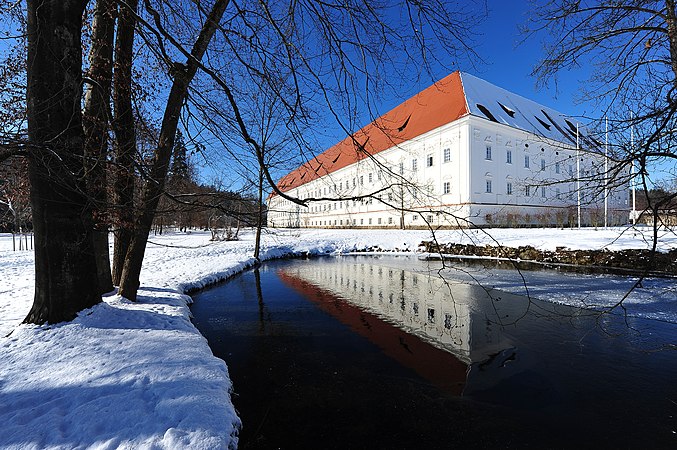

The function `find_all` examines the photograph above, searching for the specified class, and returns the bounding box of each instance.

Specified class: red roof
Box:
[274,71,468,195]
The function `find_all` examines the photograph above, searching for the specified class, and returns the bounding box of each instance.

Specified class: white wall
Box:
[268,115,629,228]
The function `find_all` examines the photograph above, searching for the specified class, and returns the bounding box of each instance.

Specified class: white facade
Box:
[268,73,629,228]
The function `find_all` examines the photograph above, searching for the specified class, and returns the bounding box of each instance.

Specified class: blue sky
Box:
[0,2,639,186]
[473,2,591,118]
[315,1,593,145]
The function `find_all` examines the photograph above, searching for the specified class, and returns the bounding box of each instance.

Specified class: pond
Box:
[190,255,677,449]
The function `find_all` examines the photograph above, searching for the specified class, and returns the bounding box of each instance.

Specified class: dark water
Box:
[191,256,677,449]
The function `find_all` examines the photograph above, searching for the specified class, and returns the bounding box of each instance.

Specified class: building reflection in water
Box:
[277,257,528,396]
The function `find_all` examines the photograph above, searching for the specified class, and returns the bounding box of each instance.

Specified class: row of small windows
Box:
[310,213,445,227]
[411,150,450,172]
[308,181,456,213]
[486,181,577,200]
[485,145,585,176]
[311,217,395,226]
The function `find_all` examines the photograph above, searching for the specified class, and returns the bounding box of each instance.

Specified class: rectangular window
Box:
[541,159,546,171]
[506,149,512,164]
[378,218,382,224]
[569,165,574,176]
[541,186,546,197]
[388,217,393,224]
[426,154,433,167]
[525,186,531,197]
[399,162,404,175]
[524,155,530,168]
[368,173,373,183]
[507,182,513,195]
[486,145,492,160]
[377,171,381,180]
[555,162,560,174]
[369,218,372,225]
[352,178,356,188]
[359,175,363,185]
[427,215,434,223]
[443,148,451,163]
[443,182,451,194]
[412,159,418,172]
[486,180,492,193]
[412,189,418,199]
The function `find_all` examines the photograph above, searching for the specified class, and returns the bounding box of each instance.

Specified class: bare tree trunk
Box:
[665,0,677,82]
[111,0,138,285]
[118,0,229,301]
[254,166,264,260]
[24,0,101,324]
[83,0,115,294]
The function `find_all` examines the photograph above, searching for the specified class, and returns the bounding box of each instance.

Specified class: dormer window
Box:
[477,104,499,122]
[535,116,551,131]
[497,101,516,117]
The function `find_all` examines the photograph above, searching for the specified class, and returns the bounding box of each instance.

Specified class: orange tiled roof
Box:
[274,71,468,195]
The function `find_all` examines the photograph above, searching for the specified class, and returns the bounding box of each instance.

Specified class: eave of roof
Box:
[273,71,468,196]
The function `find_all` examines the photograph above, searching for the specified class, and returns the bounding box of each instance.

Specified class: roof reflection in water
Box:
[277,258,519,395]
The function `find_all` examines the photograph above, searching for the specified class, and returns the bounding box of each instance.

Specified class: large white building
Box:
[267,72,629,228]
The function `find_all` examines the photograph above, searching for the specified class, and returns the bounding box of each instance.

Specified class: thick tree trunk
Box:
[24,0,101,324]
[111,0,138,286]
[118,0,230,301]
[83,0,116,294]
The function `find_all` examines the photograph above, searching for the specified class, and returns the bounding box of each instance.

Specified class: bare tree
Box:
[524,0,677,302]
[527,0,677,201]
[118,0,230,301]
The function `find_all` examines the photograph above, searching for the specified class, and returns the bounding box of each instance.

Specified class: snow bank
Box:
[1,226,675,449]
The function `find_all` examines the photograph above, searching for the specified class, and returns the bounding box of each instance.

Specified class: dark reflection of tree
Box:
[254,267,266,333]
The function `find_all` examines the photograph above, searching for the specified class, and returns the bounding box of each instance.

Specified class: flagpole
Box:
[604,116,608,228]
[577,123,581,229]
[630,118,636,225]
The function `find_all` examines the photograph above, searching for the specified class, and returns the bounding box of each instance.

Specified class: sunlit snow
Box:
[1,226,676,449]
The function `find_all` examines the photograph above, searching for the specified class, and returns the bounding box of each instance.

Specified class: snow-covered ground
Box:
[1,226,676,449]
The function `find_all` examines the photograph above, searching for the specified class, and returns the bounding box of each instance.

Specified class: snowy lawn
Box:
[1,226,676,449]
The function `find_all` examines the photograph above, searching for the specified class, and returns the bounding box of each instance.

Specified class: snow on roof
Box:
[460,72,594,147]
[273,71,597,196]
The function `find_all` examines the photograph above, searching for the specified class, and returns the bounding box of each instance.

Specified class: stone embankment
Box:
[419,241,677,276]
